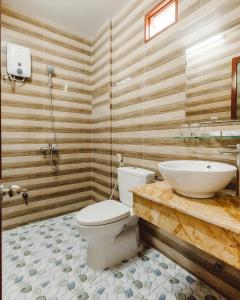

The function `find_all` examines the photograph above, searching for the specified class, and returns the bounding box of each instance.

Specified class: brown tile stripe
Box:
[2,201,95,230]
[92,99,109,109]
[2,196,92,221]
[1,5,92,46]
[92,186,110,199]
[112,85,185,110]
[91,166,111,178]
[91,120,184,134]
[1,20,91,56]
[187,61,230,79]
[2,137,91,145]
[2,125,92,134]
[92,71,110,86]
[2,74,91,95]
[92,22,109,45]
[92,35,110,57]
[187,73,230,90]
[92,59,110,76]
[112,23,142,53]
[2,148,91,158]
[112,50,184,82]
[91,157,111,166]
[2,99,91,114]
[95,136,239,149]
[31,55,91,77]
[1,88,92,106]
[92,176,111,189]
[187,84,230,98]
[2,113,91,125]
[92,83,110,97]
[3,157,91,170]
[92,49,109,66]
[3,167,91,183]
[113,103,185,121]
[179,0,209,19]
[112,3,144,40]
[187,105,231,117]
[25,176,92,193]
[1,124,90,136]
[186,94,229,108]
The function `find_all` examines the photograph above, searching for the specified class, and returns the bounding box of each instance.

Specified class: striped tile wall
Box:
[1,5,94,230]
[91,0,240,202]
[1,0,240,228]
[91,22,112,202]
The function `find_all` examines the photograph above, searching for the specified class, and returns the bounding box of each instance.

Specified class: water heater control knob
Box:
[17,68,23,75]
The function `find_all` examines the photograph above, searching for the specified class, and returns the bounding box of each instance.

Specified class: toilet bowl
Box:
[76,167,155,270]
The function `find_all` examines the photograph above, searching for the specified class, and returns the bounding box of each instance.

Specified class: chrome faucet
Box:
[219,144,240,197]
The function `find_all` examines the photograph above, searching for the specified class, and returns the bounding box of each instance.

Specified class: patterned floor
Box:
[3,213,226,300]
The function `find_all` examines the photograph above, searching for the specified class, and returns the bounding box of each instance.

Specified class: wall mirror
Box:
[231,56,240,119]
[185,28,240,123]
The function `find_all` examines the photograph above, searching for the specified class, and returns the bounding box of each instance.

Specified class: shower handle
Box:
[40,146,49,154]
[40,144,59,155]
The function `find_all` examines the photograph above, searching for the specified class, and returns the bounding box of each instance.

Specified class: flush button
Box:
[18,62,22,66]
[17,68,23,75]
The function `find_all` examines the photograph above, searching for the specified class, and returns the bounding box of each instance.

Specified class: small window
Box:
[145,0,178,42]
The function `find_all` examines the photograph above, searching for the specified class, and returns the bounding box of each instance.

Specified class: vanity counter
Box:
[131,181,240,269]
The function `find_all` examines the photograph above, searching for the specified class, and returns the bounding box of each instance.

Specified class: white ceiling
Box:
[3,0,131,37]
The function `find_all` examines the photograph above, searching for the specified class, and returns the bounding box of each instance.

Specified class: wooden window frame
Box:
[145,0,178,43]
[231,56,240,119]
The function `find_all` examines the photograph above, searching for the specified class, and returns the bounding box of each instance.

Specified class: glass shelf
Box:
[175,136,240,140]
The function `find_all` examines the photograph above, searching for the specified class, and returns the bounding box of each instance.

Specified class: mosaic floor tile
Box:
[3,212,226,300]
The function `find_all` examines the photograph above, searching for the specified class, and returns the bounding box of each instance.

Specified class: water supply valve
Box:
[22,190,29,205]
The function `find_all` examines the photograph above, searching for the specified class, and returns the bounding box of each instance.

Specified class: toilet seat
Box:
[76,200,130,226]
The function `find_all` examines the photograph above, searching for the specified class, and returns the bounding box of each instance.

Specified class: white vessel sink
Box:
[158,160,237,198]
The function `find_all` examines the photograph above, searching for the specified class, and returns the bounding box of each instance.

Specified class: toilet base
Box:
[87,225,139,270]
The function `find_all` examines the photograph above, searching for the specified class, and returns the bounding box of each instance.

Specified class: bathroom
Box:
[1,0,240,299]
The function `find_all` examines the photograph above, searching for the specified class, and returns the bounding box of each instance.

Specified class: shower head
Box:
[46,65,55,75]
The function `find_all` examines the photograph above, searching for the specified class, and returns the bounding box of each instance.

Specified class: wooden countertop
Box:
[131,181,240,234]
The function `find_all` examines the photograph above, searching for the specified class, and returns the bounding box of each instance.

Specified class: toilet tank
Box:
[117,167,155,207]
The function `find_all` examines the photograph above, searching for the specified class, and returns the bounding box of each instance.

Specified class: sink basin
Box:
[158,160,237,198]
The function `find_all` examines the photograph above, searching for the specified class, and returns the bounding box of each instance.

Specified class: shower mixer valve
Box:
[40,143,59,155]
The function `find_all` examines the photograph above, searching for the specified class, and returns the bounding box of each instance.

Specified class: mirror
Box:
[185,28,240,123]
[231,56,240,119]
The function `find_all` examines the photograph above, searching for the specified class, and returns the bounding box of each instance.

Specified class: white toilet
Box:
[76,167,155,270]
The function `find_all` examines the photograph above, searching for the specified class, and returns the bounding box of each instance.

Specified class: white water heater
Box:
[7,43,31,78]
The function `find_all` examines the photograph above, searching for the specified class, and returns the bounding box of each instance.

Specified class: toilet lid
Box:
[76,200,130,226]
